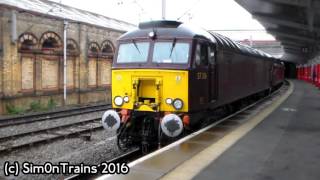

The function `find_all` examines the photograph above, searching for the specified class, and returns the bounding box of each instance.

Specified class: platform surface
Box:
[194,80,320,180]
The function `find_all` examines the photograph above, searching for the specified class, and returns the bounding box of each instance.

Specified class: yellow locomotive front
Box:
[101,21,194,150]
[111,69,188,112]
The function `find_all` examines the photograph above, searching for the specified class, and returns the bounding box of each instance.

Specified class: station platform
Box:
[98,80,320,180]
[164,80,320,180]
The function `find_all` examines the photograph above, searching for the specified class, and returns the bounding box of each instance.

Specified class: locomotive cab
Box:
[112,38,191,113]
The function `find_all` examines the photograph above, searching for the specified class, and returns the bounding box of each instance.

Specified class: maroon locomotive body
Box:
[189,31,284,112]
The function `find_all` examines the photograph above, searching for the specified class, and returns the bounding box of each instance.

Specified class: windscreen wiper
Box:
[132,40,141,55]
[169,38,177,58]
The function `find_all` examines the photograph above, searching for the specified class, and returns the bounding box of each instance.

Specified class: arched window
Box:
[65,39,78,89]
[39,32,61,91]
[18,33,37,51]
[98,41,114,87]
[88,42,100,57]
[40,31,62,50]
[101,40,114,54]
[66,39,79,54]
[18,33,38,92]
[87,42,100,87]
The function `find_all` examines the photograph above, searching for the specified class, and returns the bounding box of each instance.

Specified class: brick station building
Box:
[0,0,135,114]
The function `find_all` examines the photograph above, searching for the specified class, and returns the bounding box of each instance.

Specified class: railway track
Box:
[0,117,104,155]
[0,103,110,128]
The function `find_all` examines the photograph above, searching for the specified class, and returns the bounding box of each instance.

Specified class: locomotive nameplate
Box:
[196,72,208,80]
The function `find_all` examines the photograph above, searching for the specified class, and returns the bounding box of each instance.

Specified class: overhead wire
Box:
[177,0,202,21]
[117,0,153,21]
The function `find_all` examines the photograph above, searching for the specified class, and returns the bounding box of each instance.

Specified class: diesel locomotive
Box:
[101,20,284,150]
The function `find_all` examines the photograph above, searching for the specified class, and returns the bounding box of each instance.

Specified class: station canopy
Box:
[235,0,320,63]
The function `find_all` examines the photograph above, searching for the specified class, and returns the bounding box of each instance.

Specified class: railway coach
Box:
[101,20,284,150]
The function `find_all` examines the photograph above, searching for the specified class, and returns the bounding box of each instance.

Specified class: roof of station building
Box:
[0,0,136,32]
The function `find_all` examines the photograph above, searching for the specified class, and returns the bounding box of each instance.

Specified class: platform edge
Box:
[160,81,294,180]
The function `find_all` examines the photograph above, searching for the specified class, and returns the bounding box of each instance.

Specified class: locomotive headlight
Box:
[165,98,173,105]
[123,96,129,103]
[114,96,124,106]
[173,98,183,110]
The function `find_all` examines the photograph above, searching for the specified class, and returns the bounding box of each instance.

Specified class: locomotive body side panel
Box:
[213,50,272,108]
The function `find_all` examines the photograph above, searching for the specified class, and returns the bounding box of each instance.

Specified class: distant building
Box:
[0,0,135,114]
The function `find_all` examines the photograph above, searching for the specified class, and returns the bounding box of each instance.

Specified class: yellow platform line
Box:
[161,81,294,180]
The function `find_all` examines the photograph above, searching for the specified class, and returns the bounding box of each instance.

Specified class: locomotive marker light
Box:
[123,96,129,103]
[161,114,183,137]
[173,98,183,110]
[165,98,173,105]
[114,96,124,106]
[102,110,121,131]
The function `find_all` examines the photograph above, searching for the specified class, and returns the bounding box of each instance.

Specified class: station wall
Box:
[0,10,3,107]
[0,7,124,114]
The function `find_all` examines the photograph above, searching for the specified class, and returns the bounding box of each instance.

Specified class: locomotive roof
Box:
[208,32,273,58]
[119,20,215,42]
[119,20,277,60]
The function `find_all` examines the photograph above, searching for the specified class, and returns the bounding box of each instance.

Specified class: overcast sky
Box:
[51,0,275,40]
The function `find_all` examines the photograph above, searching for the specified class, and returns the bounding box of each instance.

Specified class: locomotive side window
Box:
[209,46,215,65]
[195,43,209,66]
[152,42,189,64]
[195,44,201,66]
[117,42,150,63]
[201,45,208,66]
